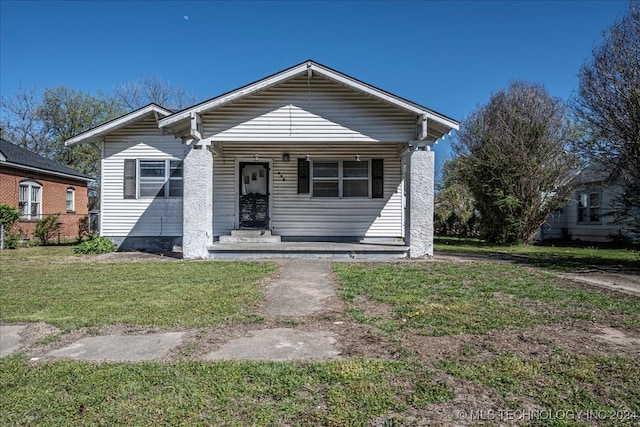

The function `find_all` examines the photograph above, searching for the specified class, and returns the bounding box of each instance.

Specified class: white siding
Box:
[202,74,417,143]
[102,116,186,237]
[539,185,630,242]
[213,143,405,239]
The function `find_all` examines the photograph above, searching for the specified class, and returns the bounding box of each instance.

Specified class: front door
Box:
[238,162,269,229]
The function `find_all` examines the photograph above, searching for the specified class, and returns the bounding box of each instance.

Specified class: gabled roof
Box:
[65,103,172,146]
[572,164,611,186]
[0,138,93,182]
[158,60,459,138]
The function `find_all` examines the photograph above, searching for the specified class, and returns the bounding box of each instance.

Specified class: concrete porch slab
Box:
[203,328,340,361]
[208,241,408,259]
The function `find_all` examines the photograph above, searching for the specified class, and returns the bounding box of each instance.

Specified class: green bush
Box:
[34,214,60,245]
[0,203,21,249]
[73,237,115,254]
[0,203,20,228]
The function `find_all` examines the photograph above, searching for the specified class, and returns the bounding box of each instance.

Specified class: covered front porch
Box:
[158,61,458,259]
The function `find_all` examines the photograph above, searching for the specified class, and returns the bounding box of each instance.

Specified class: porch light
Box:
[356,154,361,162]
[282,153,290,162]
[306,154,311,162]
[254,154,259,161]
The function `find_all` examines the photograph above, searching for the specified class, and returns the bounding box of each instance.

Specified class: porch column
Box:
[406,148,435,258]
[183,145,213,259]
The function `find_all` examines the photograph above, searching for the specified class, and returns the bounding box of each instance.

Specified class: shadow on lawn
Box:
[435,237,640,274]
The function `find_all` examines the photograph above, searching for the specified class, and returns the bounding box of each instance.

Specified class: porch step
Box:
[207,242,409,260]
[219,230,282,244]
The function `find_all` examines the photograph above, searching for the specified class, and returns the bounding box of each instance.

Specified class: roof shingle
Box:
[0,139,92,181]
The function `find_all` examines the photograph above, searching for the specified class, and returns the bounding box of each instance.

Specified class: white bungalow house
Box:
[537,164,635,243]
[65,60,458,259]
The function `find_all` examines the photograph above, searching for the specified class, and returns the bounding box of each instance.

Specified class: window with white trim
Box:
[577,191,600,224]
[66,188,75,212]
[137,160,183,198]
[311,160,371,198]
[18,180,41,220]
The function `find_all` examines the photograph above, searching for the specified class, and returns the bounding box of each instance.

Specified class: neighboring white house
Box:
[537,164,634,243]
[65,60,459,259]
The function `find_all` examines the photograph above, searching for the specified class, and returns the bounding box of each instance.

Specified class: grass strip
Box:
[439,353,640,427]
[334,262,640,335]
[0,357,452,426]
[434,237,639,270]
[1,247,277,330]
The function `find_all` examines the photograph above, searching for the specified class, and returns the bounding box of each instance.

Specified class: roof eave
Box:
[65,104,172,146]
[1,162,94,182]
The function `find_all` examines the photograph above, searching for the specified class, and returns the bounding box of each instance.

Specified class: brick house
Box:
[0,138,93,241]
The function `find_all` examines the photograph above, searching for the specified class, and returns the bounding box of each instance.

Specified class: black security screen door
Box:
[238,162,269,229]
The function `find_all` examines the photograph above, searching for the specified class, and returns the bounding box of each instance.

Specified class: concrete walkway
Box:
[204,260,340,361]
[47,332,187,362]
[264,260,335,316]
[0,324,27,358]
[0,260,340,362]
[204,328,340,361]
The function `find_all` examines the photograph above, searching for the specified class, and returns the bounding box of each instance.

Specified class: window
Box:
[307,159,383,198]
[66,188,75,212]
[139,161,167,197]
[124,159,183,199]
[312,161,340,197]
[577,191,600,224]
[18,180,41,220]
[168,160,183,197]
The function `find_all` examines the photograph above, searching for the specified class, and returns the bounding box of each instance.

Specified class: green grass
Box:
[0,357,451,426]
[334,262,640,335]
[2,247,639,425]
[439,354,640,426]
[0,247,277,330]
[434,237,639,270]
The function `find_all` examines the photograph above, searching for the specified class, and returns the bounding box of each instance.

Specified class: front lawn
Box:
[334,262,640,335]
[334,261,640,426]
[0,247,276,330]
[1,246,639,426]
[0,357,450,426]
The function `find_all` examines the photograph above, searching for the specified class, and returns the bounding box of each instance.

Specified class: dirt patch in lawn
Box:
[405,321,640,364]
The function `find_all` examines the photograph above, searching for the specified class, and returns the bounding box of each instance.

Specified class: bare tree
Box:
[574,3,640,238]
[454,81,579,244]
[113,75,197,111]
[0,86,49,155]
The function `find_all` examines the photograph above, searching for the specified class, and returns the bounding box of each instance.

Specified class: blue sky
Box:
[0,0,630,172]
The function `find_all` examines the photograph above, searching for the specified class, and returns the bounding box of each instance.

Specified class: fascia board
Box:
[1,162,94,182]
[65,104,172,146]
[158,65,309,128]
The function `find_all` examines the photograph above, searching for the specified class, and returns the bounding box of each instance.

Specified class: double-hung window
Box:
[66,188,75,212]
[312,161,340,197]
[298,158,384,198]
[342,161,369,197]
[577,191,600,224]
[18,180,41,219]
[311,160,371,198]
[129,159,183,199]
